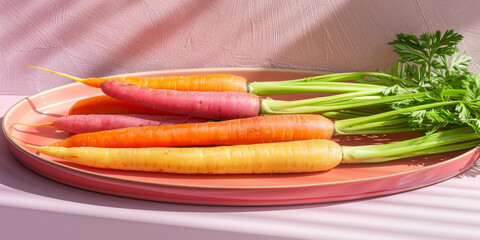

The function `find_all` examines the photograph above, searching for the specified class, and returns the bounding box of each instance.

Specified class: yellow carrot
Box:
[24,139,343,174]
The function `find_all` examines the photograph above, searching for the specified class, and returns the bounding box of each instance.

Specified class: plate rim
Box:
[2,67,478,190]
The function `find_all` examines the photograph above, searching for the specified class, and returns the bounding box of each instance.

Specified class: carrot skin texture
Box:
[131,74,249,92]
[50,114,334,148]
[101,81,260,120]
[28,139,343,174]
[49,114,209,133]
[89,74,248,92]
[68,95,177,115]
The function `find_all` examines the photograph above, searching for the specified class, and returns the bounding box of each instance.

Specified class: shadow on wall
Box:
[86,1,218,77]
[3,0,480,95]
[270,0,480,72]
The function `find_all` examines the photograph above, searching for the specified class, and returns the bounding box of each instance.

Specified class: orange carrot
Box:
[27,66,248,92]
[28,66,388,96]
[68,95,178,115]
[49,114,334,148]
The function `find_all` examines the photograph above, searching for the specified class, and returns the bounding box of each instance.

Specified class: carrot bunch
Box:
[22,82,477,175]
[22,30,480,174]
[19,70,352,174]
[20,68,477,174]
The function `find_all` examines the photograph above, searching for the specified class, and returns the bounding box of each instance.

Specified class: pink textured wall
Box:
[2,0,480,95]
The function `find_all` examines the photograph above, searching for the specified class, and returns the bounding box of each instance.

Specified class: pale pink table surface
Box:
[2,1,480,239]
[2,95,480,240]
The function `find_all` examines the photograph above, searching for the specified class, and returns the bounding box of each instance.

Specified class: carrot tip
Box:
[12,122,55,128]
[6,123,26,144]
[6,123,45,150]
[26,66,84,82]
[20,144,43,156]
[21,144,41,150]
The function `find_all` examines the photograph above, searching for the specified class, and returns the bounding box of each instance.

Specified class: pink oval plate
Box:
[3,68,480,206]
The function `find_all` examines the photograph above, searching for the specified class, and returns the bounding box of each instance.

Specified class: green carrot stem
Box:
[263,89,385,110]
[348,140,480,163]
[264,72,368,84]
[341,127,479,163]
[338,118,409,132]
[339,126,429,134]
[261,92,430,114]
[269,72,410,85]
[334,101,461,134]
[248,71,415,95]
[264,89,465,114]
[315,97,392,108]
[322,110,375,119]
[249,81,384,95]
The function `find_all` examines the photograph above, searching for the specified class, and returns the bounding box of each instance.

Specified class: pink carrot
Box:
[100,81,261,120]
[14,114,209,134]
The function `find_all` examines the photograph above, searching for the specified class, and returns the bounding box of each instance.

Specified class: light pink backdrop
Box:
[2,0,480,95]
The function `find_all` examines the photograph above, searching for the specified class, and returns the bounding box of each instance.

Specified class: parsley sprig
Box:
[345,30,480,134]
[337,30,480,163]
